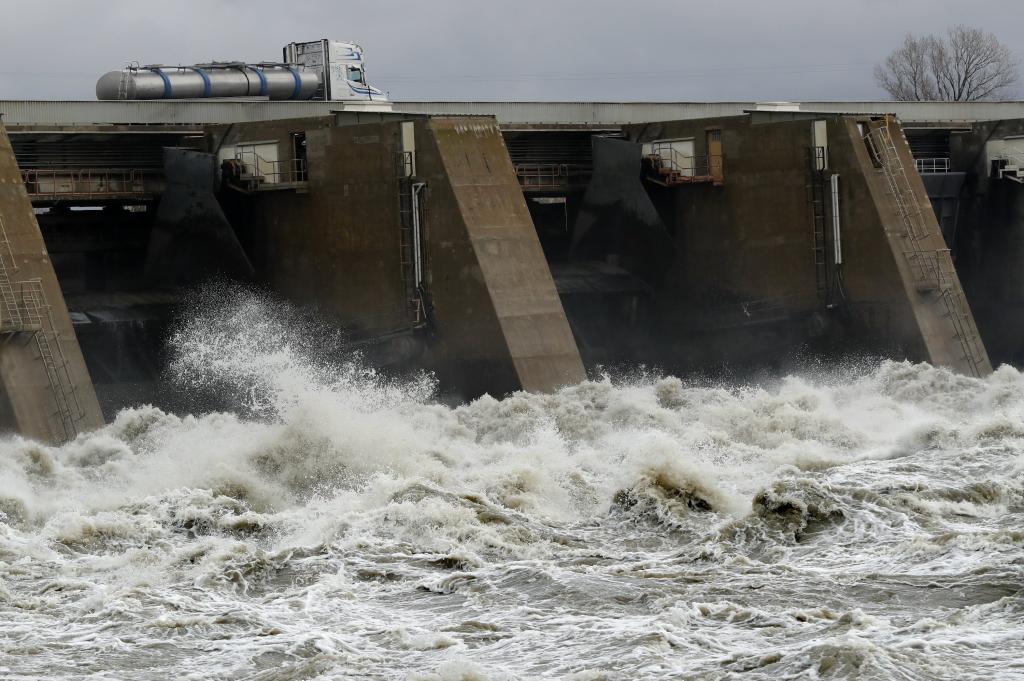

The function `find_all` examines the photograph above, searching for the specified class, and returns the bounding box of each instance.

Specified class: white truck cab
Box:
[283,39,389,105]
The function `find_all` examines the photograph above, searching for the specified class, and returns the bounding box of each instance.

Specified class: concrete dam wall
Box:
[620,113,989,376]
[211,115,585,400]
[1,103,1018,442]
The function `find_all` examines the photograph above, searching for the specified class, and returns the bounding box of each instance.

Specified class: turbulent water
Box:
[2,296,1023,680]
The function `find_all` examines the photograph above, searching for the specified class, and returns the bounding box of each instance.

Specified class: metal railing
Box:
[992,148,1024,183]
[395,150,415,178]
[993,147,1024,165]
[0,211,23,333]
[514,163,589,189]
[397,179,428,327]
[16,280,45,331]
[914,157,951,173]
[21,168,154,199]
[649,142,697,176]
[809,145,827,171]
[233,148,308,185]
[19,279,84,441]
[0,212,84,442]
[806,146,829,300]
[644,143,723,184]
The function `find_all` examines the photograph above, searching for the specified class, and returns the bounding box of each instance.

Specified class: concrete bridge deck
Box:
[2,100,1024,127]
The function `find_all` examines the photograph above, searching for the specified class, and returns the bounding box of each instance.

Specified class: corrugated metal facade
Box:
[2,100,1023,127]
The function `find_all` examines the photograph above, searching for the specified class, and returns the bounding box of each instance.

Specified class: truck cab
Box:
[283,39,389,104]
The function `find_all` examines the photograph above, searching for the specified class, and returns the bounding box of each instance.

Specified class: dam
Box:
[1,98,1023,443]
[6,9,1024,676]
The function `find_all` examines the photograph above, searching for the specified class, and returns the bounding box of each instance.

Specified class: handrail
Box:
[19,278,84,441]
[21,168,154,199]
[645,147,722,180]
[989,147,1024,182]
[648,142,699,176]
[992,147,1024,164]
[992,147,1024,181]
[914,157,951,173]
[395,150,415,178]
[233,148,308,184]
[513,162,591,190]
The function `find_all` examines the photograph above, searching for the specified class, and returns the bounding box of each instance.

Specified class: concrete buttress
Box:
[422,117,586,395]
[220,115,584,398]
[853,118,992,377]
[0,121,104,443]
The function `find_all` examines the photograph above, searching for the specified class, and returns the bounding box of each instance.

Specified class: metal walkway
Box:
[21,168,158,203]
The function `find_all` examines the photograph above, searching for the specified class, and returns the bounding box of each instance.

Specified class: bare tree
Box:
[874,26,1020,101]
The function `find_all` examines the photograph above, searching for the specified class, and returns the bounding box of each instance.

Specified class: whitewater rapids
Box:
[1,298,1023,679]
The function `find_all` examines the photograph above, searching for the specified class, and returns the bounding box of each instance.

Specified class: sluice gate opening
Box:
[4,127,206,419]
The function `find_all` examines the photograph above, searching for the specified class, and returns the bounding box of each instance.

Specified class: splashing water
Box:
[1,291,1023,680]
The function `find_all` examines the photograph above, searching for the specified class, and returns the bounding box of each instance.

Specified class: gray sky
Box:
[1,0,1022,102]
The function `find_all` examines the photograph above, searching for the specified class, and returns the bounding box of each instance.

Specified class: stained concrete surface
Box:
[421,117,586,395]
[0,121,104,443]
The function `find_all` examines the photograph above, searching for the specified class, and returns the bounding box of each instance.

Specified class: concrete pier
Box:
[625,112,990,375]
[422,117,585,394]
[0,121,104,443]
[211,114,584,398]
[855,118,989,376]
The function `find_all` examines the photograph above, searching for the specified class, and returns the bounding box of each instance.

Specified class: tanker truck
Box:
[96,38,389,105]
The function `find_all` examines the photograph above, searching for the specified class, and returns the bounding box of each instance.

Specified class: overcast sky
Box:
[1,0,1022,102]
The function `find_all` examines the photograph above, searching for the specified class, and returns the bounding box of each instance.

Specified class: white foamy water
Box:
[2,293,1023,680]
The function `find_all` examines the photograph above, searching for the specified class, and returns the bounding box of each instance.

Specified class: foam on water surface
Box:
[1,290,1022,680]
